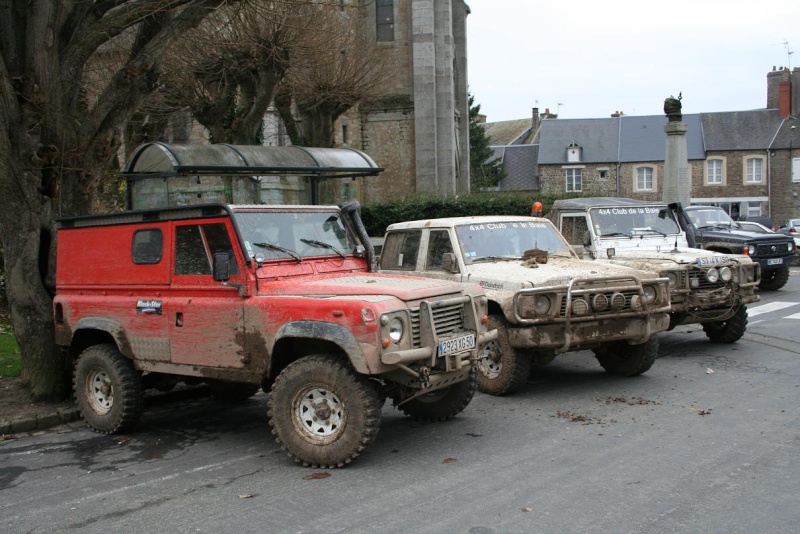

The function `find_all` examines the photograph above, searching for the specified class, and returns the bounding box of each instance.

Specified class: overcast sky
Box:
[465,0,799,122]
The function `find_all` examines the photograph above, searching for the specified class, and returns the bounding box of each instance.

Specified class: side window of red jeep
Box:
[175,223,239,275]
[132,229,164,264]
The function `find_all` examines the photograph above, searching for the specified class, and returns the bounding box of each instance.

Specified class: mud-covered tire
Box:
[268,354,382,468]
[702,305,748,343]
[595,337,658,377]
[73,344,144,434]
[397,367,478,422]
[476,316,530,396]
[758,264,789,291]
[209,380,260,403]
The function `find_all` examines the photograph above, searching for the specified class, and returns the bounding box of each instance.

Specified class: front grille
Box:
[409,302,466,348]
[755,243,790,258]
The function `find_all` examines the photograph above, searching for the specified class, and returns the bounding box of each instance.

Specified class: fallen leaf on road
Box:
[303,472,331,480]
[442,457,457,464]
[521,507,533,513]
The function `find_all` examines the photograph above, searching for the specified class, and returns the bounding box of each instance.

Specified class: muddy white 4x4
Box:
[549,198,760,343]
[54,202,494,468]
[378,216,671,396]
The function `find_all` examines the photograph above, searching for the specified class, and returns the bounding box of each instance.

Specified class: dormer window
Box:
[566,141,582,163]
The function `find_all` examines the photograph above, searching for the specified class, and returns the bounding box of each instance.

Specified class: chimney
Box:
[793,68,800,117]
[778,74,791,118]
[767,66,789,110]
[531,107,540,137]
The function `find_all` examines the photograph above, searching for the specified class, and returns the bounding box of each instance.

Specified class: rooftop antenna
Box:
[557,102,564,115]
[773,40,793,69]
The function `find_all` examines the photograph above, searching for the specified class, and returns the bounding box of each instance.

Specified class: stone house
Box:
[486,67,800,225]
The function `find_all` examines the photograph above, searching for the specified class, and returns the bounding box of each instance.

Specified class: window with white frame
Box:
[565,168,582,192]
[746,201,762,216]
[793,157,800,183]
[635,166,654,191]
[707,159,722,185]
[745,157,764,184]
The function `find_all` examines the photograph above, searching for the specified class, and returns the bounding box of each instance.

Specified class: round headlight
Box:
[643,285,657,303]
[706,267,719,283]
[789,242,795,252]
[747,245,756,255]
[666,272,678,289]
[592,293,609,312]
[719,266,733,281]
[388,317,404,343]
[534,295,551,315]
[572,298,589,316]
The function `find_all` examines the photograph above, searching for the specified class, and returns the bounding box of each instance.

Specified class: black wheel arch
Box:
[270,320,368,379]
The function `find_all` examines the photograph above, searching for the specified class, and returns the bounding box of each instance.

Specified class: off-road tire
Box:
[397,367,478,422]
[702,305,748,343]
[595,336,659,377]
[268,354,382,468]
[476,316,530,396]
[73,344,144,434]
[209,380,260,403]
[758,264,789,291]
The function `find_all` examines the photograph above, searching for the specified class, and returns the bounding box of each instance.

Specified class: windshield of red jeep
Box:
[589,206,681,237]
[455,220,573,263]
[235,211,355,261]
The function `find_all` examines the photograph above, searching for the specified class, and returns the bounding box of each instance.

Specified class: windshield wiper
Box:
[471,256,520,263]
[601,231,631,238]
[300,238,346,260]
[633,227,669,237]
[253,242,302,262]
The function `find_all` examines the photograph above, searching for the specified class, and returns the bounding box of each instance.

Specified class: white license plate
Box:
[438,333,476,356]
[767,258,783,265]
[696,256,730,266]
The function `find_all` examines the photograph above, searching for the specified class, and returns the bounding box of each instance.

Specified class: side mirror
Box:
[213,252,231,281]
[441,252,459,273]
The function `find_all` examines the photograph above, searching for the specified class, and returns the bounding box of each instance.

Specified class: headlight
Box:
[388,317,403,343]
[719,266,733,281]
[789,242,795,252]
[643,285,657,303]
[534,295,551,315]
[747,245,756,255]
[665,272,678,289]
[706,267,719,283]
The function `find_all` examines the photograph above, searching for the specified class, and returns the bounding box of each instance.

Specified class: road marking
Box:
[747,301,798,317]
[786,313,800,320]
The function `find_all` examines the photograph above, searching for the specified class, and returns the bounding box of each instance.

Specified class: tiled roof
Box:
[482,119,532,145]
[494,144,539,190]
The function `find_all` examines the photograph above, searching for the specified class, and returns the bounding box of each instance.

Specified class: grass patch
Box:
[0,323,21,378]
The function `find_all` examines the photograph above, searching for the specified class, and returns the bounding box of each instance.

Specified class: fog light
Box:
[630,295,642,310]
[706,268,719,283]
[719,266,733,281]
[592,293,609,311]
[572,298,589,316]
[690,277,700,288]
[610,292,626,310]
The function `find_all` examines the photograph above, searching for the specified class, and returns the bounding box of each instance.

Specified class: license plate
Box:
[767,258,783,265]
[696,256,730,266]
[438,333,476,356]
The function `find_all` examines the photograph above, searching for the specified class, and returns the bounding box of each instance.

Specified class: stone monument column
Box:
[662,94,691,205]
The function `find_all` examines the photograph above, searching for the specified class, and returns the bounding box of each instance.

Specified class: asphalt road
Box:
[3,270,800,533]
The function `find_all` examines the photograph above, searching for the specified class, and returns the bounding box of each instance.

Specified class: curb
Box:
[0,406,81,435]
[1,385,213,437]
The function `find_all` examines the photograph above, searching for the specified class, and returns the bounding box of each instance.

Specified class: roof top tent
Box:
[121,142,384,209]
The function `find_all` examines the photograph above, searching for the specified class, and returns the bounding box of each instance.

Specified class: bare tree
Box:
[0,0,229,400]
[275,5,387,147]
